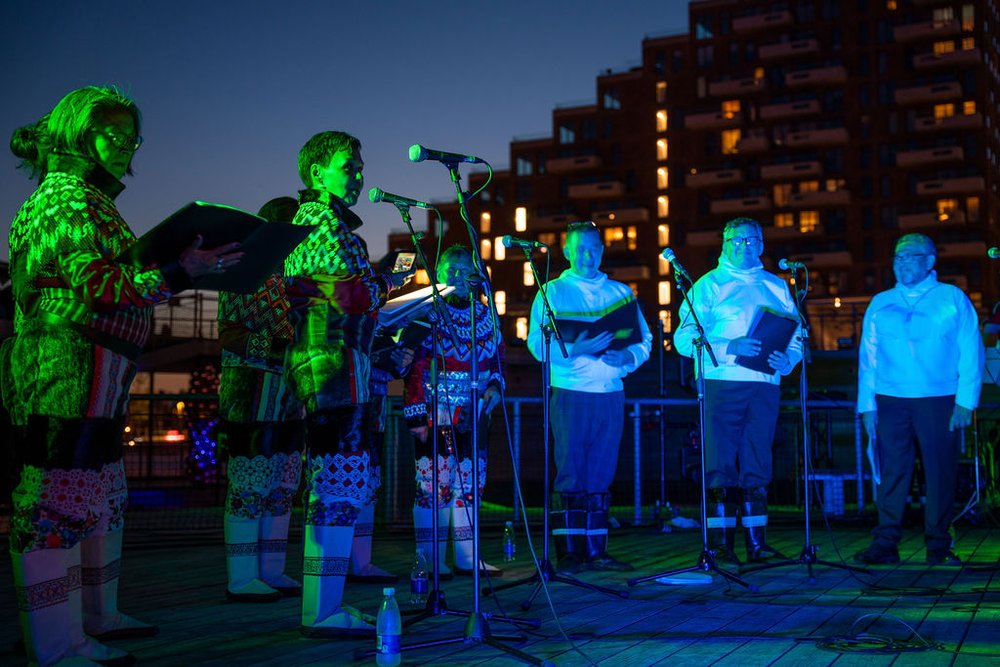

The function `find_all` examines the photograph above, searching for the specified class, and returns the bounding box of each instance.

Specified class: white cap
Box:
[383,587,395,596]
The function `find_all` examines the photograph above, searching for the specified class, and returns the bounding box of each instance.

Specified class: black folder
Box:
[734,307,798,374]
[117,201,313,294]
[555,300,644,351]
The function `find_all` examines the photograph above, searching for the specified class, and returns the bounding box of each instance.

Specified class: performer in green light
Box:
[218,196,306,602]
[3,85,242,666]
[284,131,406,638]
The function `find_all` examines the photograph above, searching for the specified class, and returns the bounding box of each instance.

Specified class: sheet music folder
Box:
[555,300,643,351]
[734,307,798,374]
[377,284,456,330]
[116,201,313,294]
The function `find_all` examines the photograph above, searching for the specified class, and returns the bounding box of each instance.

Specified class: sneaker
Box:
[853,542,900,565]
[926,548,961,566]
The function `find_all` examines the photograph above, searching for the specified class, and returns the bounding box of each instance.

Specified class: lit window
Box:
[799,210,819,233]
[799,181,819,193]
[658,281,671,305]
[657,224,670,246]
[961,5,974,31]
[721,129,741,155]
[886,0,897,9]
[775,212,794,228]
[655,81,667,104]
[963,100,976,115]
[627,226,637,251]
[961,36,975,50]
[494,237,506,261]
[656,138,669,161]
[656,109,668,132]
[933,40,955,55]
[659,255,671,275]
[495,290,506,315]
[658,310,673,335]
[538,232,557,246]
[480,238,492,260]
[774,184,792,206]
[628,282,639,297]
[515,206,527,232]
[657,195,669,218]
[515,317,528,341]
[657,167,669,189]
[933,7,954,22]
[826,178,845,192]
[968,196,980,222]
[523,262,535,286]
[414,269,430,285]
[721,99,740,119]
[937,198,958,221]
[480,212,491,233]
[934,103,955,119]
[754,67,765,81]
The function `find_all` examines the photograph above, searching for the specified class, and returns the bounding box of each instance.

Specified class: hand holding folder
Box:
[733,307,798,374]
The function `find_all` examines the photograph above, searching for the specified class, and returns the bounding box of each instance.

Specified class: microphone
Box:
[660,248,691,282]
[368,187,433,210]
[778,258,807,271]
[409,144,484,165]
[989,247,1000,259]
[502,235,546,249]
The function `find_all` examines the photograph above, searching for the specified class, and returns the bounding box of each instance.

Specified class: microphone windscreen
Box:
[367,187,381,203]
[408,144,426,162]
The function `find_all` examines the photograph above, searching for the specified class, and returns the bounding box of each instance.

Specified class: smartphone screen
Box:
[392,252,416,273]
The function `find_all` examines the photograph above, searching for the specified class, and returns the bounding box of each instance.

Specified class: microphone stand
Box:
[627,269,757,591]
[485,246,629,608]
[366,162,546,667]
[741,266,869,580]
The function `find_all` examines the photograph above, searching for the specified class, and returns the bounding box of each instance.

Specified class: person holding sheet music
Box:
[283,131,407,638]
[527,221,652,574]
[674,217,801,565]
[403,245,506,577]
[3,85,242,666]
[854,233,983,566]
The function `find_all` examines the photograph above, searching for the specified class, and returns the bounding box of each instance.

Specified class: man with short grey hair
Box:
[855,233,983,565]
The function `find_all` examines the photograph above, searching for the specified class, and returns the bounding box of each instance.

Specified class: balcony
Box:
[686,169,744,188]
[732,10,793,33]
[915,176,985,196]
[785,66,848,87]
[893,19,960,42]
[546,154,602,174]
[735,135,770,153]
[709,196,772,215]
[894,81,962,105]
[607,266,651,282]
[533,213,578,227]
[759,100,820,120]
[784,127,849,148]
[914,113,983,132]
[759,39,820,61]
[761,161,822,180]
[567,181,625,199]
[895,146,964,167]
[898,210,967,229]
[707,76,766,97]
[592,207,650,224]
[684,110,743,130]
[766,224,825,239]
[684,230,723,246]
[785,251,852,268]
[788,190,851,207]
[914,48,982,69]
[937,241,988,259]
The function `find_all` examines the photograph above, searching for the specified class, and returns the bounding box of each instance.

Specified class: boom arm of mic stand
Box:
[676,275,718,368]
[522,247,568,359]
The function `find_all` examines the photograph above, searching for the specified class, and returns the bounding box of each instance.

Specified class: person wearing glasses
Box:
[528,221,652,574]
[674,217,802,565]
[283,130,406,638]
[3,85,241,666]
[854,233,983,566]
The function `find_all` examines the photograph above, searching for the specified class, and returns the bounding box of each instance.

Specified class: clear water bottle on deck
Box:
[375,587,401,666]
[409,548,428,605]
[503,520,516,562]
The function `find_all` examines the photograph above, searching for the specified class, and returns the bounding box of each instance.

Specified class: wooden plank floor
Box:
[0,514,997,666]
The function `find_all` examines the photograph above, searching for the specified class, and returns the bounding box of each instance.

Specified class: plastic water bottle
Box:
[375,587,401,666]
[503,520,516,562]
[409,549,428,605]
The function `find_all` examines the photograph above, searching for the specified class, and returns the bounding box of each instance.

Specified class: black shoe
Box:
[853,543,900,565]
[926,548,961,566]
[226,589,283,603]
[711,548,742,566]
[746,544,785,564]
[587,553,634,572]
[556,554,584,574]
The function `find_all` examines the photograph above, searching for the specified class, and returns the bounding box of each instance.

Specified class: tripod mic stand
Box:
[486,246,628,608]
[741,267,868,580]
[628,270,757,591]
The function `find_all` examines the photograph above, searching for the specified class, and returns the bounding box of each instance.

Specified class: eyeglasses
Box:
[725,236,761,248]
[893,253,928,263]
[97,129,143,152]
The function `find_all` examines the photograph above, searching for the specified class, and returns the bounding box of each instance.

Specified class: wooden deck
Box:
[1,515,998,666]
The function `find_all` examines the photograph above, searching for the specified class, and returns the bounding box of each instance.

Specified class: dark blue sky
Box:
[2,1,690,261]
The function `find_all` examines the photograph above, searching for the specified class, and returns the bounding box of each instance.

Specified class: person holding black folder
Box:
[217,196,306,603]
[674,217,801,564]
[2,85,242,666]
[283,130,406,638]
[527,221,652,574]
